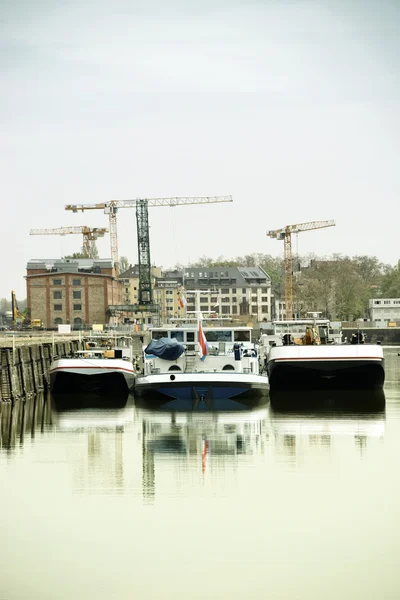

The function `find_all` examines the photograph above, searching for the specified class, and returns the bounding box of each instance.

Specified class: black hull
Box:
[268,359,385,391]
[51,371,131,396]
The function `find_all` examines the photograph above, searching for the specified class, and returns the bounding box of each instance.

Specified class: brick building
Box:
[26,258,122,329]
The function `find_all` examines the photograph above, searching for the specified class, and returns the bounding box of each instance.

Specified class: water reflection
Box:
[138,402,270,499]
[0,393,53,450]
[0,389,389,497]
[269,389,386,464]
[53,395,134,495]
[269,387,386,412]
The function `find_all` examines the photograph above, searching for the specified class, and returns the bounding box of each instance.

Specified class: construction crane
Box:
[267,219,336,318]
[30,226,108,258]
[65,196,233,306]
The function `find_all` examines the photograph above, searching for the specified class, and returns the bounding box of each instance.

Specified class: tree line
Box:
[185,253,400,321]
[3,254,399,322]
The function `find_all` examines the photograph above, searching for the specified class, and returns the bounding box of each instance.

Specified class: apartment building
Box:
[26,258,122,329]
[119,265,162,305]
[182,266,272,321]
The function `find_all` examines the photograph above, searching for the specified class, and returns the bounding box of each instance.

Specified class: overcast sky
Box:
[2,0,399,299]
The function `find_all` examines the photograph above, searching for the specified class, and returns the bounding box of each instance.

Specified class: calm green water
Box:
[1,349,400,600]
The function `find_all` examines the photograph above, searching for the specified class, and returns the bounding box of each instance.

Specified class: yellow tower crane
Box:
[65,196,233,306]
[267,219,336,318]
[29,226,108,258]
[65,196,232,271]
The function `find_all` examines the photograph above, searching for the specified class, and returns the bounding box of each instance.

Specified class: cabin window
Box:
[186,332,195,342]
[234,331,251,342]
[205,330,232,342]
[152,330,168,340]
[171,331,184,342]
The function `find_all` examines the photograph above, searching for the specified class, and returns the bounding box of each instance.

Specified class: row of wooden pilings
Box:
[0,338,84,402]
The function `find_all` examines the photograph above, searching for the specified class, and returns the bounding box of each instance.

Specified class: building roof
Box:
[182,266,271,287]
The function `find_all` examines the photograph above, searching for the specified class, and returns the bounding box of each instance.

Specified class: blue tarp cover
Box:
[145,337,185,360]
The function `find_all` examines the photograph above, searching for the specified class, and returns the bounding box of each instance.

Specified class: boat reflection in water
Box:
[137,397,270,498]
[52,394,135,495]
[134,393,268,413]
[269,387,386,412]
[269,389,386,462]
[51,391,131,411]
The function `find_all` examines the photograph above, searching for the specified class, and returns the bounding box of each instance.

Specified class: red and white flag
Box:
[178,293,186,309]
[198,319,208,360]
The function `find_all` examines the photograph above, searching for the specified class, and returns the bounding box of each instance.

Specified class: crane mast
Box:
[65,195,233,305]
[267,219,335,318]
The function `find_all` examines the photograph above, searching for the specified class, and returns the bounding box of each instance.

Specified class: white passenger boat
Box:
[262,318,385,391]
[50,337,136,395]
[134,318,269,409]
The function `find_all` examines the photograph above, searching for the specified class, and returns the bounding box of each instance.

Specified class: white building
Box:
[182,266,273,321]
[369,298,400,325]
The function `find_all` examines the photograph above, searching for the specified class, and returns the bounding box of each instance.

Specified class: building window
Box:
[53,291,62,300]
[73,291,81,299]
[73,304,82,311]
[252,295,257,301]
[231,297,237,304]
[54,304,62,311]
[261,296,268,301]
[221,288,229,294]
[261,287,269,293]
[73,317,83,329]
[53,279,61,285]
[221,306,230,314]
[261,305,269,312]
[231,306,237,314]
[221,297,230,303]
[54,317,63,325]
[231,288,236,293]
[72,279,81,286]
[242,288,246,293]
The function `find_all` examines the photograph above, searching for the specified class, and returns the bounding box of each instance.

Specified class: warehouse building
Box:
[26,258,122,329]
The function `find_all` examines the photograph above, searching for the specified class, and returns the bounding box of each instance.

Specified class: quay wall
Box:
[0,337,83,401]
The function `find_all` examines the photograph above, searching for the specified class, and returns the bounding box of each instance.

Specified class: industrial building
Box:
[26,258,122,329]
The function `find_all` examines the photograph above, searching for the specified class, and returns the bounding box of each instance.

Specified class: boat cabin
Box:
[144,324,260,375]
[150,325,254,354]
